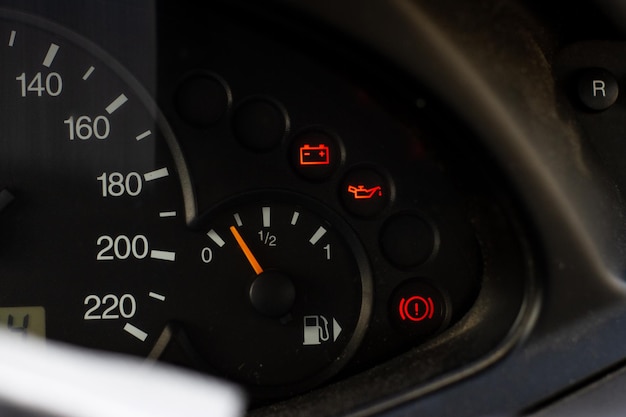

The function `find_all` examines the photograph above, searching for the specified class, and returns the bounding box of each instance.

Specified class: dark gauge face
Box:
[0,14,190,356]
[179,192,372,394]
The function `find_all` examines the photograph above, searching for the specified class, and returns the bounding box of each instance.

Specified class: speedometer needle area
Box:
[230,226,264,275]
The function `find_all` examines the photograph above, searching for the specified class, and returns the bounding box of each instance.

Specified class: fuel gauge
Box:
[179,191,372,397]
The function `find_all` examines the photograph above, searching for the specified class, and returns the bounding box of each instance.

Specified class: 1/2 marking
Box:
[150,250,176,261]
[8,30,16,47]
[42,43,59,67]
[123,323,148,342]
[105,93,128,114]
[143,167,169,182]
[82,66,95,80]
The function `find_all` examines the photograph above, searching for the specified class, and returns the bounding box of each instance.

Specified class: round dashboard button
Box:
[380,213,436,268]
[577,68,619,111]
[233,97,289,152]
[175,73,231,127]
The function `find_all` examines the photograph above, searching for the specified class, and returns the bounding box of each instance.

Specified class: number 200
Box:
[97,235,148,261]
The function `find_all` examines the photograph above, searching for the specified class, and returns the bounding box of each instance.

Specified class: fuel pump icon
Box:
[302,315,330,345]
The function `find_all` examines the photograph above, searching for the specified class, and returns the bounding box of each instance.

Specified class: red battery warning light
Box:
[299,144,330,166]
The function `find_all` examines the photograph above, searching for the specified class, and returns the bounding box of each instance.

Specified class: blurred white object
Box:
[0,330,245,417]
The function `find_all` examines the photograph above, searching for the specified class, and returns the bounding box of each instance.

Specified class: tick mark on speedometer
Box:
[123,323,148,342]
[105,93,128,114]
[82,66,95,80]
[8,30,16,47]
[42,43,59,67]
[136,130,152,141]
[150,250,176,261]
[143,167,169,182]
[159,211,177,218]
[149,292,166,301]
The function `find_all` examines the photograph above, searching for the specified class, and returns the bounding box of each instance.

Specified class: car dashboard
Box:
[1,1,626,416]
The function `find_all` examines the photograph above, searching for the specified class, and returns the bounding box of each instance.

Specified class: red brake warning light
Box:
[398,296,435,322]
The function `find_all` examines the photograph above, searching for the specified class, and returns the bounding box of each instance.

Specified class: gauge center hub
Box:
[249,271,296,318]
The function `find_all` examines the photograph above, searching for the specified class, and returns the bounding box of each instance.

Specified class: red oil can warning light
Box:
[347,185,383,200]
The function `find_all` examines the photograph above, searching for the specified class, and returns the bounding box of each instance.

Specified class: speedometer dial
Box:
[0,12,190,357]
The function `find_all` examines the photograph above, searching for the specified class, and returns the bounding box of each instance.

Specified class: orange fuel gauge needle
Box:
[230,225,264,275]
